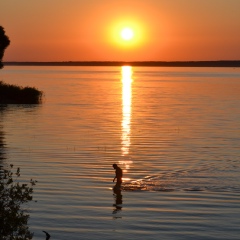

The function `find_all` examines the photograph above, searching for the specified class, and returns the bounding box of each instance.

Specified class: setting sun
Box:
[120,27,134,41]
[108,19,146,52]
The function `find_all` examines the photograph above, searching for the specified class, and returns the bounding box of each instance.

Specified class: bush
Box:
[0,81,43,104]
[0,164,37,239]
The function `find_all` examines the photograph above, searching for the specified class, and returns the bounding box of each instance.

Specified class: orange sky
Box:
[1,0,240,61]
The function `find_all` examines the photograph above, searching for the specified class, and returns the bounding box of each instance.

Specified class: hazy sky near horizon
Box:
[1,0,240,62]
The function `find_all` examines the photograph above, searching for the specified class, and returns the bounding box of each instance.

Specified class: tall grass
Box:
[0,81,43,104]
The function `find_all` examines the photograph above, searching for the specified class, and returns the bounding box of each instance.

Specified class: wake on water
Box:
[121,166,240,193]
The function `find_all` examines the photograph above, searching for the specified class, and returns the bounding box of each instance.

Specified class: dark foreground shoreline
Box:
[4,60,240,67]
[0,81,42,104]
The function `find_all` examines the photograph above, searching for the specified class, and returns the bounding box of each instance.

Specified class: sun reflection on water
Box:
[120,66,133,174]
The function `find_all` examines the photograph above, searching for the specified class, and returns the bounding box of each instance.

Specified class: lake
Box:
[1,66,240,240]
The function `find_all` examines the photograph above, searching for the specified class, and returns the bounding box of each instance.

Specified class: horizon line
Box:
[3,60,240,67]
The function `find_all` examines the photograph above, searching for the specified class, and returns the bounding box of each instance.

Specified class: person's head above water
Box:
[113,164,118,169]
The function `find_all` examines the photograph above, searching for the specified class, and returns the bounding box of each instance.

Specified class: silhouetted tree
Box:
[0,164,37,239]
[0,27,39,239]
[0,26,10,69]
[0,27,43,104]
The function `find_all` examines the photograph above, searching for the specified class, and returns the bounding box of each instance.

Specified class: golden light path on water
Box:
[120,66,133,177]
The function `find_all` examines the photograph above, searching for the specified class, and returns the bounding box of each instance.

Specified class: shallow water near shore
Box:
[1,66,240,239]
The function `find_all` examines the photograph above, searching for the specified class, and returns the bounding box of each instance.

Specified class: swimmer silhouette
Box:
[112,164,123,215]
[112,163,123,185]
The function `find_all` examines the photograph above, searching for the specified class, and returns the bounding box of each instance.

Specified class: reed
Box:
[0,81,43,104]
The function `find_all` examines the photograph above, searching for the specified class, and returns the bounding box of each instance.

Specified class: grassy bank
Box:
[0,81,43,104]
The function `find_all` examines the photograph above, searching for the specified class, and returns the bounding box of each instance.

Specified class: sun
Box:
[120,27,134,41]
[109,20,145,49]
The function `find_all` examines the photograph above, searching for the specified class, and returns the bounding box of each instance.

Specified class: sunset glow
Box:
[1,0,240,61]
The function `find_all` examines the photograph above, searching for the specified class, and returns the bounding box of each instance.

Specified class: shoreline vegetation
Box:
[0,164,37,239]
[4,60,240,67]
[0,81,43,104]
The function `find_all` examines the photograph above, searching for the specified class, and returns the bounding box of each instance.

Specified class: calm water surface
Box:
[1,66,240,239]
